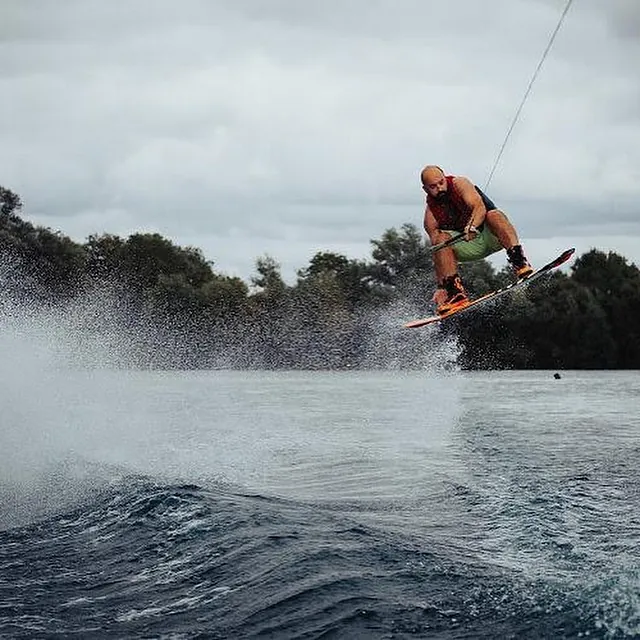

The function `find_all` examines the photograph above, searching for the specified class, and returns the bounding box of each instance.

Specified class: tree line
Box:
[1,185,639,369]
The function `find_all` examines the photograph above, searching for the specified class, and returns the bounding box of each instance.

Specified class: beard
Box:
[434,190,448,201]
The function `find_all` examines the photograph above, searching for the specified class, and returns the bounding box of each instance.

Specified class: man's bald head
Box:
[420,165,448,200]
[420,165,445,186]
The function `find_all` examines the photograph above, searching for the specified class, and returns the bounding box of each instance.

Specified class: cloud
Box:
[1,0,639,280]
[595,0,640,39]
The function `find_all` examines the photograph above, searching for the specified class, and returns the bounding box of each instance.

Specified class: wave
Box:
[1,469,636,639]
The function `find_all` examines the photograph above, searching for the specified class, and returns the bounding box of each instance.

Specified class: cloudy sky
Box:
[2,0,639,281]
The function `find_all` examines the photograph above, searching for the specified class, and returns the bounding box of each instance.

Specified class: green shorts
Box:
[443,226,503,262]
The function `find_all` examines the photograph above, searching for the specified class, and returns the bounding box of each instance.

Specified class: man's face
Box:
[423,173,448,201]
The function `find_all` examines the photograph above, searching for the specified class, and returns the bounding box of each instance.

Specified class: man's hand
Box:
[463,223,478,242]
[432,287,448,305]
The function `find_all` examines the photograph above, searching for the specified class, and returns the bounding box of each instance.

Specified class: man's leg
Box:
[484,209,533,277]
[430,230,468,312]
[484,209,521,248]
[430,230,458,283]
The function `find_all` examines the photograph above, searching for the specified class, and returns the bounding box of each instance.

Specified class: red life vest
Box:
[426,175,472,231]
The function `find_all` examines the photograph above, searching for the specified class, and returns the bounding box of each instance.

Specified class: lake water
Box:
[1,365,638,638]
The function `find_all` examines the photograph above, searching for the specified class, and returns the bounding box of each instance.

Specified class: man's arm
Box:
[452,176,487,238]
[423,206,440,244]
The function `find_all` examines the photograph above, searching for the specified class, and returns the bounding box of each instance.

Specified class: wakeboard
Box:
[404,247,576,329]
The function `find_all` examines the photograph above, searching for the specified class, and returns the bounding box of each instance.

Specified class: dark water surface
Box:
[1,370,638,638]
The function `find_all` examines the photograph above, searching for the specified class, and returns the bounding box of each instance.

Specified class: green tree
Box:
[570,249,640,367]
[459,259,502,298]
[292,269,354,368]
[297,251,378,309]
[369,223,430,283]
[368,223,434,305]
[84,232,215,289]
[84,233,126,281]
[251,255,287,300]
[0,196,86,300]
[0,186,23,217]
[124,233,214,289]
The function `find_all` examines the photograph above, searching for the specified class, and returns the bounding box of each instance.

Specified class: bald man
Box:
[421,165,533,315]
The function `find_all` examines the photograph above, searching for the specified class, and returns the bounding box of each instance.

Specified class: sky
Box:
[1,0,640,282]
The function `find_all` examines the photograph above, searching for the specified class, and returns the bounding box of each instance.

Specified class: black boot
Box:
[437,274,469,315]
[507,245,533,279]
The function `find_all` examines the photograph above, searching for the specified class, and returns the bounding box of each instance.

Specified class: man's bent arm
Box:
[453,177,487,231]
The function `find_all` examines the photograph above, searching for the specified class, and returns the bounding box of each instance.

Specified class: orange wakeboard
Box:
[404,248,575,329]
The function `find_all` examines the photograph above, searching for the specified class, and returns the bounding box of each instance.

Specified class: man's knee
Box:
[431,229,453,243]
[485,208,508,223]
[485,209,515,231]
